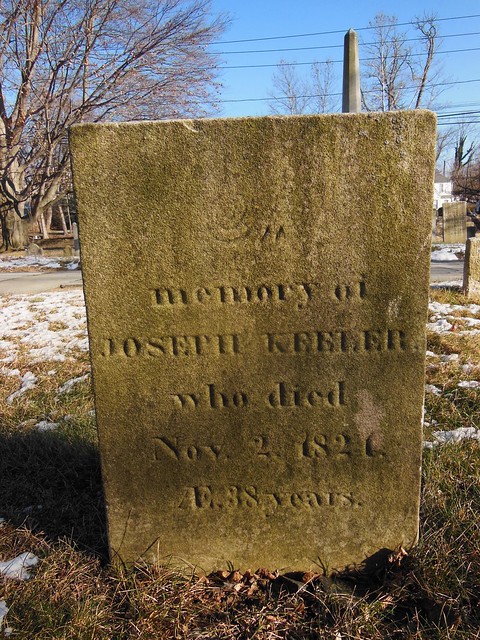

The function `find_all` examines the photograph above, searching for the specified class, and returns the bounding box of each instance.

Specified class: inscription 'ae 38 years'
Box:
[178,486,363,511]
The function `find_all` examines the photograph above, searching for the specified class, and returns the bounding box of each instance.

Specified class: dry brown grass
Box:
[0,287,479,638]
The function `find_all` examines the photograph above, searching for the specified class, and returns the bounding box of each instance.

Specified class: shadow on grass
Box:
[0,428,108,559]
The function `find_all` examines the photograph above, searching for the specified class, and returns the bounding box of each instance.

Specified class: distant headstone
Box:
[72,222,80,256]
[467,221,476,238]
[26,242,43,256]
[464,237,480,298]
[443,201,467,243]
[432,208,437,240]
[70,111,436,573]
[63,245,74,257]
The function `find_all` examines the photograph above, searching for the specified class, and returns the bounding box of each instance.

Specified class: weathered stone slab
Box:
[70,111,436,573]
[464,237,480,298]
[26,243,43,256]
[443,201,466,243]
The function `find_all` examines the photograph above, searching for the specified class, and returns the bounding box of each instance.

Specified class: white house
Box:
[434,170,453,210]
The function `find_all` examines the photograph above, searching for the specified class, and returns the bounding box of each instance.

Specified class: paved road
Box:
[0,261,465,295]
[430,260,464,283]
[0,270,83,294]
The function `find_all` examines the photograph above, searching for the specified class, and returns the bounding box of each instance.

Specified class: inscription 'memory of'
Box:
[265,329,413,354]
[153,280,366,308]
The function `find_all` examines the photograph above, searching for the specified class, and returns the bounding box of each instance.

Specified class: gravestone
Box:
[432,208,437,240]
[72,222,80,256]
[70,111,436,573]
[26,242,43,256]
[464,237,480,298]
[443,201,467,243]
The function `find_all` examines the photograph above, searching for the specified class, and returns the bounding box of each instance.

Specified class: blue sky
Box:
[209,0,480,133]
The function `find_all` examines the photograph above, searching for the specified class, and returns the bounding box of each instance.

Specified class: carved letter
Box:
[154,437,181,460]
[172,393,199,409]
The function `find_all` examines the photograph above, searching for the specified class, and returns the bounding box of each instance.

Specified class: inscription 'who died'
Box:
[170,381,345,411]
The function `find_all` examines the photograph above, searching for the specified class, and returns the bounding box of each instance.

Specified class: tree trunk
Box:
[45,207,53,236]
[58,204,68,234]
[5,209,28,249]
[39,210,50,239]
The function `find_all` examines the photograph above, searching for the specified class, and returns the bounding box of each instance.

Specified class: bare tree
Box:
[450,126,478,200]
[361,14,410,111]
[310,59,338,114]
[454,132,476,170]
[436,126,457,164]
[269,12,442,117]
[0,0,226,247]
[452,154,480,202]
[412,14,439,108]
[269,60,311,115]
[361,13,443,112]
[269,59,340,115]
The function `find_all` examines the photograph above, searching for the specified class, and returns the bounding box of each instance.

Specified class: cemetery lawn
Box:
[0,287,479,639]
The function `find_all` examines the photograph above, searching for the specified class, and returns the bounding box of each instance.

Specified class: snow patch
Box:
[439,353,459,362]
[427,318,453,333]
[461,316,480,327]
[0,290,87,363]
[457,380,480,389]
[429,301,480,315]
[0,367,20,377]
[425,384,442,396]
[0,552,38,580]
[0,600,8,623]
[35,420,59,432]
[430,280,462,289]
[0,255,62,269]
[424,427,480,448]
[57,373,90,394]
[0,600,11,636]
[431,248,460,261]
[6,371,37,404]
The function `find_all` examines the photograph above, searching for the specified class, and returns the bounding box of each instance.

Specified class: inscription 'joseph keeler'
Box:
[100,328,414,358]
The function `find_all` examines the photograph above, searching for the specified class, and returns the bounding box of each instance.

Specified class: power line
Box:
[438,121,480,125]
[211,30,480,56]
[218,78,480,104]
[218,46,480,71]
[437,101,480,111]
[437,110,480,118]
[212,13,480,45]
